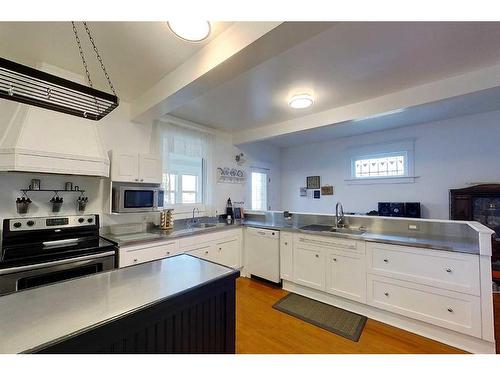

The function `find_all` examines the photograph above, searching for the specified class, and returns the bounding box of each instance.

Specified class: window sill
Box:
[345,176,419,185]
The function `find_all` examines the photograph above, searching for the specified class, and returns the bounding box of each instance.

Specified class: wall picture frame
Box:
[306,176,320,189]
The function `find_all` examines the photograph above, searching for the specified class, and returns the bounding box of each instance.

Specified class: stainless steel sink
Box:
[299,224,365,236]
[191,223,218,229]
[329,227,366,236]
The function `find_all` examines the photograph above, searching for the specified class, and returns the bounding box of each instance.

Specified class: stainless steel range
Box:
[0,214,117,295]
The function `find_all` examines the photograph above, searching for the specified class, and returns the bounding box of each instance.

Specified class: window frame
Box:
[250,167,270,212]
[351,151,409,179]
[345,139,417,185]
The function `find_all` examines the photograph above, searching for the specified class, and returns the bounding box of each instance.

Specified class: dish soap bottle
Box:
[226,198,233,220]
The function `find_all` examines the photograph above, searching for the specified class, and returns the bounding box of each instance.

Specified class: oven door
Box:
[0,251,116,295]
[117,186,157,213]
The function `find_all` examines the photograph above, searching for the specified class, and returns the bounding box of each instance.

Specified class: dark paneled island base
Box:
[35,273,237,354]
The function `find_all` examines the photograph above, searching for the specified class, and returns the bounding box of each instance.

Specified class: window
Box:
[162,153,204,205]
[353,152,407,179]
[251,169,269,211]
[157,122,212,208]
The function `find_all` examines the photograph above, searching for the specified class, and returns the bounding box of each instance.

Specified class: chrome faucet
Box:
[191,207,200,225]
[335,202,345,228]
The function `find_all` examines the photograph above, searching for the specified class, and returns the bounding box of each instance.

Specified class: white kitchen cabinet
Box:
[293,243,325,291]
[215,237,240,268]
[139,154,163,183]
[111,151,162,183]
[119,240,179,268]
[280,232,293,281]
[185,243,214,261]
[326,250,366,303]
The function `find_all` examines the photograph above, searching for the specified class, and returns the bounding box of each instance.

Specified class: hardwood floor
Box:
[236,277,466,354]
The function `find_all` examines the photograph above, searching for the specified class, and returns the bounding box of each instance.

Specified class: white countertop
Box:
[0,254,236,353]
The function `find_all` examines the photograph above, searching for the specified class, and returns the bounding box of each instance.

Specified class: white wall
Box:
[280,110,500,219]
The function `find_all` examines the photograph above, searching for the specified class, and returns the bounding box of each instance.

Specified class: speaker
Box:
[390,202,405,217]
[378,202,392,217]
[405,202,421,218]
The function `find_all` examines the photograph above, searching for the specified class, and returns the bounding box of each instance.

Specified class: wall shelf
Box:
[20,189,86,193]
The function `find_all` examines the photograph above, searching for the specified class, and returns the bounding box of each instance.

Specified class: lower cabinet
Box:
[325,250,366,303]
[293,243,326,291]
[280,232,293,281]
[215,237,240,269]
[119,241,180,268]
[184,242,213,261]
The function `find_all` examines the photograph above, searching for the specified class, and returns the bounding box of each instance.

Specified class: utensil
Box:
[65,182,73,191]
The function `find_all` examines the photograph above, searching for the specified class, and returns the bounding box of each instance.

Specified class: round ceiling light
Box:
[288,94,314,109]
[167,21,211,42]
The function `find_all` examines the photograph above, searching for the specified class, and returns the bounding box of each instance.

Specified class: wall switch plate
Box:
[408,224,419,231]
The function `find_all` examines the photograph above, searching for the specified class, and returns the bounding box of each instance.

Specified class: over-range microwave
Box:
[112,186,164,213]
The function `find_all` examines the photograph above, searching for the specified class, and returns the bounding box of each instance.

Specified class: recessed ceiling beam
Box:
[131,22,334,123]
[232,63,500,145]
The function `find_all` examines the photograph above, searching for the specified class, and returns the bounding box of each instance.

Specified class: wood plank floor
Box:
[236,277,466,354]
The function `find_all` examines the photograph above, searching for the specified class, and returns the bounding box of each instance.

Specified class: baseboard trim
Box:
[283,280,495,354]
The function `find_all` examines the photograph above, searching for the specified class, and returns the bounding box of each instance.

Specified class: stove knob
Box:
[26,220,35,227]
[78,218,85,223]
[87,218,94,224]
[13,222,22,228]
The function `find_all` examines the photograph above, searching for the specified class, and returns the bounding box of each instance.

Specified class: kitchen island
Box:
[0,254,239,354]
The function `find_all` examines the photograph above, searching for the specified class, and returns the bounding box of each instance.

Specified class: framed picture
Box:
[321,185,334,195]
[299,187,307,197]
[306,176,320,189]
[313,190,321,199]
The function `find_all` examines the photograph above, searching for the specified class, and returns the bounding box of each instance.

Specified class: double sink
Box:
[298,224,366,237]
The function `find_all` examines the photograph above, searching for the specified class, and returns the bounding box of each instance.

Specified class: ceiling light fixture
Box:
[288,94,314,109]
[167,21,211,42]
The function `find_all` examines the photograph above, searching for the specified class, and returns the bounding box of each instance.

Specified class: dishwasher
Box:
[245,227,280,283]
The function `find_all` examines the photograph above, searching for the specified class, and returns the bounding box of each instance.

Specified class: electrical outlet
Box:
[408,223,419,231]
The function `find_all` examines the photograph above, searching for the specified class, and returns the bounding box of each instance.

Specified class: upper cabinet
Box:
[111,151,162,183]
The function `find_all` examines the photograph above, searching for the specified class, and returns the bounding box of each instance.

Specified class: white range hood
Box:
[0,64,110,177]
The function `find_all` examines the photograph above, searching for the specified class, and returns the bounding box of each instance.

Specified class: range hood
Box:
[0,64,110,177]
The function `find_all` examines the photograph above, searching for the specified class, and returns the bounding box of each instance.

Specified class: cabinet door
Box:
[139,154,162,184]
[112,152,139,182]
[280,232,293,281]
[185,243,213,261]
[293,244,325,291]
[215,237,240,268]
[326,251,366,303]
[119,241,178,268]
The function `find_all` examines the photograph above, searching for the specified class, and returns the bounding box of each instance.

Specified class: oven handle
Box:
[0,251,116,275]
[42,238,80,248]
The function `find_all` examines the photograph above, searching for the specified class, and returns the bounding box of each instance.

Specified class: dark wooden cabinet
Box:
[33,271,238,354]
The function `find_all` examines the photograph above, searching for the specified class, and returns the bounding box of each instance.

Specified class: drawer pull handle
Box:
[205,251,209,254]
[284,242,288,245]
[166,251,170,255]
[133,258,138,263]
[384,292,390,297]
[383,259,389,263]
[333,258,337,262]
[447,308,454,313]
[315,254,319,258]
[445,268,452,273]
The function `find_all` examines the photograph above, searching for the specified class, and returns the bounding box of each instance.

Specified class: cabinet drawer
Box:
[367,243,480,295]
[119,241,178,267]
[367,274,481,338]
[296,234,363,254]
[178,228,242,249]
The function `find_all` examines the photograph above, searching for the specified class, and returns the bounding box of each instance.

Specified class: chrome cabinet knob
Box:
[445,268,452,273]
[447,307,454,313]
[384,292,389,297]
[383,259,389,263]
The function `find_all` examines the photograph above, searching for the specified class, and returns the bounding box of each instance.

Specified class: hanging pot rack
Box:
[0,22,119,121]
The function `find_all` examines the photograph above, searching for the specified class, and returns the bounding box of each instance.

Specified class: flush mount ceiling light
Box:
[167,21,211,42]
[288,94,314,109]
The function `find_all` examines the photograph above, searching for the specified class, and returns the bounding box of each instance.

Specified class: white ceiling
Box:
[0,22,232,101]
[170,22,500,131]
[265,86,500,148]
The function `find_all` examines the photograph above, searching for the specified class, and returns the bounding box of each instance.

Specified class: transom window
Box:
[352,152,407,179]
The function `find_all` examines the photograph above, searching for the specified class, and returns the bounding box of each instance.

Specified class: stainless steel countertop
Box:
[101,222,242,246]
[0,254,237,354]
[242,220,479,254]
[100,218,479,254]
